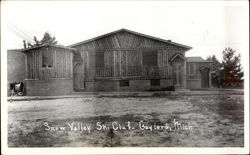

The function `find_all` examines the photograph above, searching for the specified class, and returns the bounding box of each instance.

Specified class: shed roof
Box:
[186,56,212,62]
[20,44,76,52]
[68,28,192,50]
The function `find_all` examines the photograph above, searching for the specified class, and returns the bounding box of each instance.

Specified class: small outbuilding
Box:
[186,57,213,89]
[22,44,75,96]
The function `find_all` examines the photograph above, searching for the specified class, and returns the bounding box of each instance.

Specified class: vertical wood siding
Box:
[74,50,186,80]
[186,62,212,79]
[158,50,170,77]
[72,31,188,80]
[74,31,186,51]
[26,47,73,79]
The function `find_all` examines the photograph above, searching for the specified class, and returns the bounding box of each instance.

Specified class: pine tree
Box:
[40,32,57,45]
[221,47,243,88]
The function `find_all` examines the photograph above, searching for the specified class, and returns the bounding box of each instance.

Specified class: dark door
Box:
[201,68,209,88]
[173,63,184,87]
[73,62,85,90]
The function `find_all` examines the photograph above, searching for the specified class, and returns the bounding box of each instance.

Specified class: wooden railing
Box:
[94,66,170,78]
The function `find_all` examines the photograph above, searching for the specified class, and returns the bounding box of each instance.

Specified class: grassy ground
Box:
[8,93,244,147]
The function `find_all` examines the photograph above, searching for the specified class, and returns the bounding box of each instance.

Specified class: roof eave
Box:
[187,61,213,63]
[68,28,192,50]
[21,44,76,52]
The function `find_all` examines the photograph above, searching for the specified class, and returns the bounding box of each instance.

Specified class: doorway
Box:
[201,67,210,88]
[173,63,184,87]
[73,62,85,90]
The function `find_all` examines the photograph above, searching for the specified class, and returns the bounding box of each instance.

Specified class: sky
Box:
[1,0,249,62]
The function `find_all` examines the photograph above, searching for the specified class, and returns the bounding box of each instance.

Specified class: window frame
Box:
[189,63,196,76]
[42,49,54,69]
[95,52,105,68]
[142,51,158,66]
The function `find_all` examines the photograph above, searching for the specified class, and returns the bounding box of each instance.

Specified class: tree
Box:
[221,47,243,88]
[40,32,57,45]
[23,32,58,49]
[206,55,220,64]
[206,55,222,88]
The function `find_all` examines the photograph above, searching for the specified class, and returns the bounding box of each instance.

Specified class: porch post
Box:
[176,64,179,86]
[25,53,28,79]
[209,71,213,88]
[183,59,187,88]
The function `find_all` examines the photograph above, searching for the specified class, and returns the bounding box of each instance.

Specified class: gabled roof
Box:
[186,57,212,63]
[200,65,211,70]
[68,28,192,50]
[20,44,76,52]
[169,53,186,62]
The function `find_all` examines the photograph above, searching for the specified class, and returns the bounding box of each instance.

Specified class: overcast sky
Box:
[1,1,249,61]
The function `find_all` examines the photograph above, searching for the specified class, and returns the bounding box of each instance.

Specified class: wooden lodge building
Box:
[8,29,213,96]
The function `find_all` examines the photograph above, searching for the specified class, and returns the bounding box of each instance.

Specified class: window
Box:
[189,63,195,75]
[142,51,158,66]
[150,79,160,86]
[196,64,200,75]
[95,52,105,67]
[119,80,129,87]
[42,50,53,68]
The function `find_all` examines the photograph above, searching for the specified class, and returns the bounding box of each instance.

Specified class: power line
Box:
[7,22,35,44]
[8,27,33,42]
[8,24,34,42]
[8,26,32,42]
[8,22,34,41]
[8,24,35,44]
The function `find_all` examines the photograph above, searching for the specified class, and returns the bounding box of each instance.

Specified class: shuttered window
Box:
[42,50,53,68]
[95,52,105,67]
[142,51,158,66]
[189,63,195,75]
[196,64,200,76]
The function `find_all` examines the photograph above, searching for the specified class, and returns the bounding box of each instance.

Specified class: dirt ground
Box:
[8,93,244,147]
